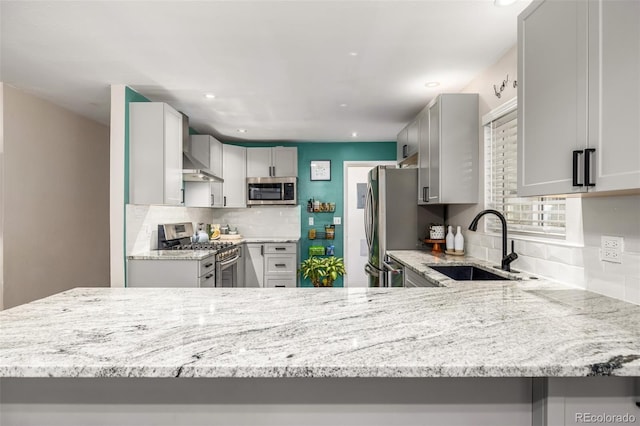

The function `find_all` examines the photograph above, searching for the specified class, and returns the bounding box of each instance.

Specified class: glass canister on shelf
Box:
[326,244,335,256]
[308,228,316,239]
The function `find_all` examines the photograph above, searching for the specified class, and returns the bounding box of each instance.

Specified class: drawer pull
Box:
[204,263,213,268]
[275,285,286,288]
[205,274,213,279]
[275,247,286,251]
[275,263,286,267]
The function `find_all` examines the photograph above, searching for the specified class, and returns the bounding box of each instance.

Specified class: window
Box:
[484,98,566,238]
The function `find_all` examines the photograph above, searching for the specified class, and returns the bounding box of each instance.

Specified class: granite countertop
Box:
[1,253,639,378]
[128,238,299,260]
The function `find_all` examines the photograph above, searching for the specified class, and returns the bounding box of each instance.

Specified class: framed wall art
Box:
[310,160,331,181]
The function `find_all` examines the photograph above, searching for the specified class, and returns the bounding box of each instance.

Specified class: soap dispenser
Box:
[454,226,464,253]
[445,225,455,251]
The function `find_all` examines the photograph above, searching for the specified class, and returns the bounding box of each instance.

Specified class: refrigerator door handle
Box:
[364,183,374,248]
[382,260,402,274]
[364,263,380,277]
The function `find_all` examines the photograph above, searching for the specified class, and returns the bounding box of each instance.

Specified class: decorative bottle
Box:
[446,226,455,251]
[454,226,464,253]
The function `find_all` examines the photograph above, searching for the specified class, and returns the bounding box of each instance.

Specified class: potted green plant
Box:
[299,256,346,287]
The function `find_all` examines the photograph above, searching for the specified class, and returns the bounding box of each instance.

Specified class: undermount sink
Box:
[428,265,509,281]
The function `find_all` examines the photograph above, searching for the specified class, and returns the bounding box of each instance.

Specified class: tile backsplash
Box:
[126,204,301,255]
[464,194,640,305]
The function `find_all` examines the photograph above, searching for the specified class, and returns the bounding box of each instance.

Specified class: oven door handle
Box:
[218,255,240,268]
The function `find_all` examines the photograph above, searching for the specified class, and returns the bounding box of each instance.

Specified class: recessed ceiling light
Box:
[340,103,348,107]
[237,129,247,133]
[425,82,440,88]
[351,132,358,138]
[494,0,518,6]
[204,93,216,99]
[348,52,358,57]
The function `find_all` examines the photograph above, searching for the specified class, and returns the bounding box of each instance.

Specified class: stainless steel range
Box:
[158,223,241,287]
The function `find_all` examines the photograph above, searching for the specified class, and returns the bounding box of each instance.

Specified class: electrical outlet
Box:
[333,217,341,225]
[602,236,623,250]
[601,235,623,263]
[602,248,622,263]
[309,217,314,226]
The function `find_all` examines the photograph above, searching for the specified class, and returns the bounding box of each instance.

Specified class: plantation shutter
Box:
[485,107,566,237]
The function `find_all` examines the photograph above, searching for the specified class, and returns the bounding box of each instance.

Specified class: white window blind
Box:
[484,102,566,237]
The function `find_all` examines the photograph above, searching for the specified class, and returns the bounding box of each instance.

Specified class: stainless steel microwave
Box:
[247,177,297,206]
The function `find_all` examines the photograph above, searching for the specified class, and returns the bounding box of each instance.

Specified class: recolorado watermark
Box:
[576,412,637,424]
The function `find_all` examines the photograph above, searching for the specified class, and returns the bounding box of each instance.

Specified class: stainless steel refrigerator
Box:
[364,166,418,287]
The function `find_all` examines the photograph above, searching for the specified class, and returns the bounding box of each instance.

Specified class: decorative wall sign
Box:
[310,160,331,181]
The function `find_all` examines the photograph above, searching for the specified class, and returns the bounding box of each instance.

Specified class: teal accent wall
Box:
[229,141,396,287]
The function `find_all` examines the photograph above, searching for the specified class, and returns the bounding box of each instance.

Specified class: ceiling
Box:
[0,0,531,142]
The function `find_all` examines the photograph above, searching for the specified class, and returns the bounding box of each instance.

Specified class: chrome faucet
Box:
[468,209,518,272]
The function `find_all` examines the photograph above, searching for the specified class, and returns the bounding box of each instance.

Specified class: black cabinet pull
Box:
[402,144,408,158]
[204,263,213,268]
[572,150,584,187]
[205,274,213,279]
[584,148,596,187]
[260,245,264,256]
[275,263,286,267]
[422,187,429,203]
[223,196,227,206]
[275,247,286,251]
[275,285,286,288]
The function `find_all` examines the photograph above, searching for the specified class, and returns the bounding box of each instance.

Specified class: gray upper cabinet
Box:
[518,0,640,197]
[129,102,183,206]
[417,93,479,205]
[246,147,297,178]
[222,144,247,208]
[396,120,418,162]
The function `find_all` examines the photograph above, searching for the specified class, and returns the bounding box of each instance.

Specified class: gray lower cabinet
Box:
[403,267,438,288]
[533,377,639,426]
[244,243,265,288]
[127,254,216,287]
[243,242,298,288]
[518,0,640,196]
[264,243,297,288]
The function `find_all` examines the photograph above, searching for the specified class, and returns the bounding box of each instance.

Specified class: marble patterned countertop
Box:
[1,250,639,379]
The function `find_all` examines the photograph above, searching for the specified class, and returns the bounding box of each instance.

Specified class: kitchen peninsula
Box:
[1,253,639,425]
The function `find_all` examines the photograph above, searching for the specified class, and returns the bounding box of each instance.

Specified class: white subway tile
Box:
[518,241,547,259]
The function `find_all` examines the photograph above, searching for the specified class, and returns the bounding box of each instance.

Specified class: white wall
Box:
[453,45,640,305]
[2,84,110,309]
[126,205,301,256]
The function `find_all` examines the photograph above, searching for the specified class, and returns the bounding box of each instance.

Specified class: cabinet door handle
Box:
[211,194,214,206]
[402,144,408,158]
[260,245,264,256]
[422,187,429,203]
[224,196,227,207]
[572,150,584,187]
[181,188,185,205]
[584,148,596,187]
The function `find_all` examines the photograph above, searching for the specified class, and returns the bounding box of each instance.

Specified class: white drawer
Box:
[264,243,296,255]
[199,254,216,277]
[264,277,296,288]
[265,255,296,274]
[199,270,216,287]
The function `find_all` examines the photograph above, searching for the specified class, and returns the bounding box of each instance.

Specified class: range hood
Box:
[180,112,224,183]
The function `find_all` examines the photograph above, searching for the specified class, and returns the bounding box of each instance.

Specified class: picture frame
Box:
[310,160,331,181]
